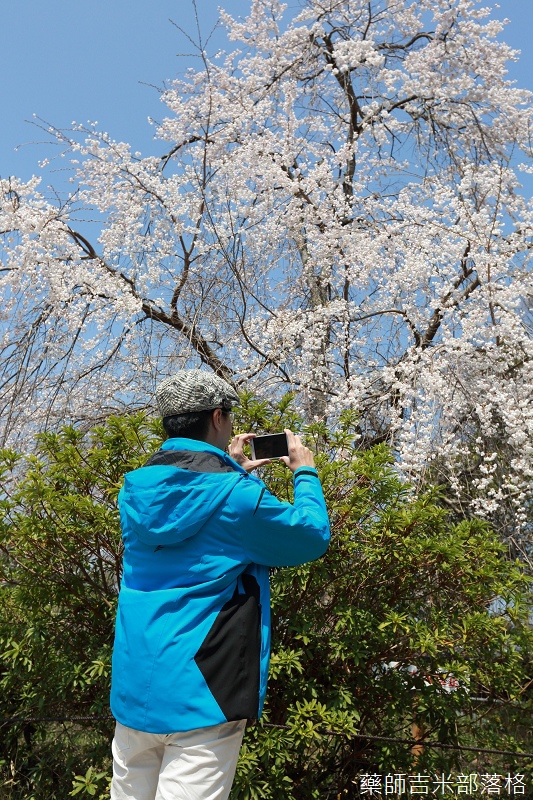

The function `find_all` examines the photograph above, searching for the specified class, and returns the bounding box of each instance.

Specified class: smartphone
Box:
[250,432,289,460]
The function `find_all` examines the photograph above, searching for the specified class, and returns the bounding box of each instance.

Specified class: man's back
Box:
[111,437,329,734]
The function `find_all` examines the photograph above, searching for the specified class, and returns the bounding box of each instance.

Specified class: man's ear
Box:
[211,407,223,431]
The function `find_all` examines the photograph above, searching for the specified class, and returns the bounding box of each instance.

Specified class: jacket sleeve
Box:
[232,467,330,567]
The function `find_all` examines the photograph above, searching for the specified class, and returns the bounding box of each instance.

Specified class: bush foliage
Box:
[0,396,531,799]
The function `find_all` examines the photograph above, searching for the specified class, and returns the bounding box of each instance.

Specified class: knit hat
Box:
[156,370,240,417]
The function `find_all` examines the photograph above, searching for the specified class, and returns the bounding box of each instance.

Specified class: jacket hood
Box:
[118,440,245,546]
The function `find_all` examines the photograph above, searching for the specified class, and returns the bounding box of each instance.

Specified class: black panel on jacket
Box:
[144,449,236,473]
[194,575,261,721]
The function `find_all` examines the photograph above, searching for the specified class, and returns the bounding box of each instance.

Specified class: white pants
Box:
[110,720,246,800]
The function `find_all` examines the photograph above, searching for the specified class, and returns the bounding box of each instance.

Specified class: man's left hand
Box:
[228,433,271,473]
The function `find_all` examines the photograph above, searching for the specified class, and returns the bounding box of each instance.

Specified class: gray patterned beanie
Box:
[156,370,240,417]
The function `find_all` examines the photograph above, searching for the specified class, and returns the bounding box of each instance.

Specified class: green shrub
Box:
[0,400,531,799]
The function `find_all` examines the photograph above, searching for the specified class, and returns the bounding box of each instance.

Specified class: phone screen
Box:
[250,433,289,460]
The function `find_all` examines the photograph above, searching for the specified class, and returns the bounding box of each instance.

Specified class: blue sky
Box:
[1,0,532,185]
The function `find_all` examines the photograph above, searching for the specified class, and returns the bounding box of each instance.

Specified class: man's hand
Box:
[279,429,316,472]
[228,433,271,473]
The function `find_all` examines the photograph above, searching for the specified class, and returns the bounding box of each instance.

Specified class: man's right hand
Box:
[280,429,316,472]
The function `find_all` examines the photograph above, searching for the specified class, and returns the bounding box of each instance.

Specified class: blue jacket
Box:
[110,437,330,734]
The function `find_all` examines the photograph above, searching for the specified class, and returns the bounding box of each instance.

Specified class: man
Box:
[110,370,330,800]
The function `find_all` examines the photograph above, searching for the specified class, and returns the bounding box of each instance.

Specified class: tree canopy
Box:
[1,0,533,549]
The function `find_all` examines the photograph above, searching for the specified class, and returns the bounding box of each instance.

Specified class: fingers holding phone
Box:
[280,429,315,472]
[228,433,271,473]
[233,430,315,474]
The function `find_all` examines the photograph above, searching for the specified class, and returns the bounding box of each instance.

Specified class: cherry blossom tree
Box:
[1,0,533,552]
